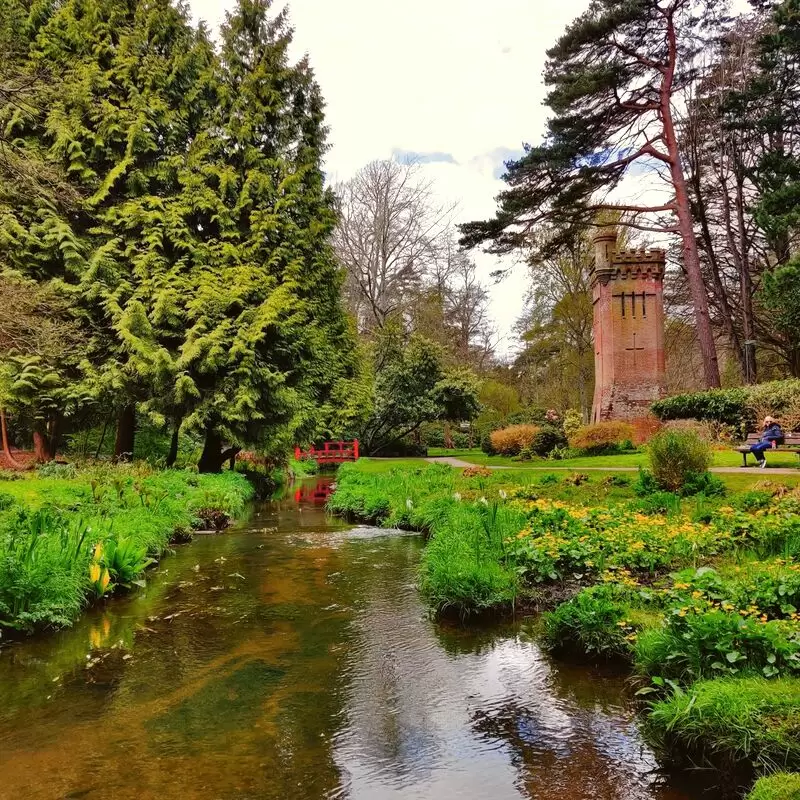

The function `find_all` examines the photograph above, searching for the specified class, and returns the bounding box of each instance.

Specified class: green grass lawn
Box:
[427,446,800,471]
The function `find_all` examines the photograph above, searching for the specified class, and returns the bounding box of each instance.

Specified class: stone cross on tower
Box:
[591,228,667,422]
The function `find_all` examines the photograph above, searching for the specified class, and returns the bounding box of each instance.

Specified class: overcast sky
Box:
[187,0,746,355]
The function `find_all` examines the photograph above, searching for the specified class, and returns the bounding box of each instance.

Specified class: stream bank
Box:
[0,478,719,800]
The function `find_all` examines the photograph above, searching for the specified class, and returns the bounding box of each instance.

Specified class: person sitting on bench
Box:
[748,416,785,468]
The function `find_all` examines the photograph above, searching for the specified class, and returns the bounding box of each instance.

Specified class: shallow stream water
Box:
[0,478,723,800]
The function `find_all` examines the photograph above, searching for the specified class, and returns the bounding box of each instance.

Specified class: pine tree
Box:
[461,0,731,388]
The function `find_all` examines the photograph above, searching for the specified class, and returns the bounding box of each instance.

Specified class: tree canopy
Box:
[0,0,367,470]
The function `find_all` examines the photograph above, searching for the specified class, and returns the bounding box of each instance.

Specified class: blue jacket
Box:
[761,423,784,443]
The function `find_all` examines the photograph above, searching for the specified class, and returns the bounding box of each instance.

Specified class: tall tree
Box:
[461,0,731,388]
[730,0,800,375]
[333,159,454,332]
[168,0,367,470]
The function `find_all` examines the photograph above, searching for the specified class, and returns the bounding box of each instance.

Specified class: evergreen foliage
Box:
[357,327,480,456]
[0,0,368,469]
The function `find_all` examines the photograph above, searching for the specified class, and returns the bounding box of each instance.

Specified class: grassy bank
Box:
[647,678,800,772]
[330,460,800,616]
[0,464,253,634]
[329,458,800,789]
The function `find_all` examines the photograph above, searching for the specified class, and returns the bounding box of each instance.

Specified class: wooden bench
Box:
[735,432,800,467]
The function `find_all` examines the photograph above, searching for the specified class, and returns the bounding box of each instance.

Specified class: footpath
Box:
[425,456,800,476]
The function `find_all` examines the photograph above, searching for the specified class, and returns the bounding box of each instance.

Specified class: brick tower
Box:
[591,228,667,422]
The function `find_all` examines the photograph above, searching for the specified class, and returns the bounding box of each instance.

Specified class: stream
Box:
[0,478,721,800]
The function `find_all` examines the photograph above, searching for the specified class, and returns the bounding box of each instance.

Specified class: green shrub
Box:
[635,608,799,684]
[480,433,495,455]
[652,387,750,431]
[747,773,800,800]
[680,471,727,498]
[568,421,636,454]
[646,677,800,771]
[651,379,800,438]
[543,585,654,660]
[0,491,14,511]
[529,426,568,457]
[633,468,661,496]
[648,429,712,492]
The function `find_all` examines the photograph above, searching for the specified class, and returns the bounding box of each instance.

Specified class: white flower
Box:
[499,490,507,500]
[479,497,488,505]
[406,498,413,510]
[453,492,462,502]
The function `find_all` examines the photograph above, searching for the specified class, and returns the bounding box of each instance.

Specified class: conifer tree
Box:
[113,0,368,471]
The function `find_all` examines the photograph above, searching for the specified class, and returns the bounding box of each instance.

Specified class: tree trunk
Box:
[0,409,23,469]
[735,176,757,384]
[95,413,111,459]
[114,404,136,462]
[444,422,454,449]
[663,15,721,388]
[165,420,181,468]
[224,446,241,472]
[32,425,55,463]
[198,427,224,473]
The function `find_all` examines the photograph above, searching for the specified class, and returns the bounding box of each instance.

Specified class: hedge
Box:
[651,380,800,438]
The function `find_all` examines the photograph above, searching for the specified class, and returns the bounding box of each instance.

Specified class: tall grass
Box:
[646,677,800,772]
[0,466,253,633]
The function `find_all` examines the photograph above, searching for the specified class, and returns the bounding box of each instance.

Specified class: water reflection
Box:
[0,478,719,800]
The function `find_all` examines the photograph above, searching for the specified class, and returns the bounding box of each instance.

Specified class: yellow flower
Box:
[93,542,103,561]
[100,569,111,593]
[89,562,101,583]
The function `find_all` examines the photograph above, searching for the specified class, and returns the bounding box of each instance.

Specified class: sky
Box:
[187,0,746,355]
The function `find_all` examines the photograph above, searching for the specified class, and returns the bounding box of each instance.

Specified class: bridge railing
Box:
[294,440,359,463]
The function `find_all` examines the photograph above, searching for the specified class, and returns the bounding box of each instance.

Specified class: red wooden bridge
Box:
[294,440,359,465]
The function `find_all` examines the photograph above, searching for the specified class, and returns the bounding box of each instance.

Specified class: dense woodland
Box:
[2,0,800,469]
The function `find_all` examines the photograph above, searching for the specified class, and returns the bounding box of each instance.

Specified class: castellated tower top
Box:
[590,227,667,422]
[591,228,666,286]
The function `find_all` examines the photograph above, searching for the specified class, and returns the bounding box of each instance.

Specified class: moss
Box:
[747,773,800,800]
[647,678,800,772]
